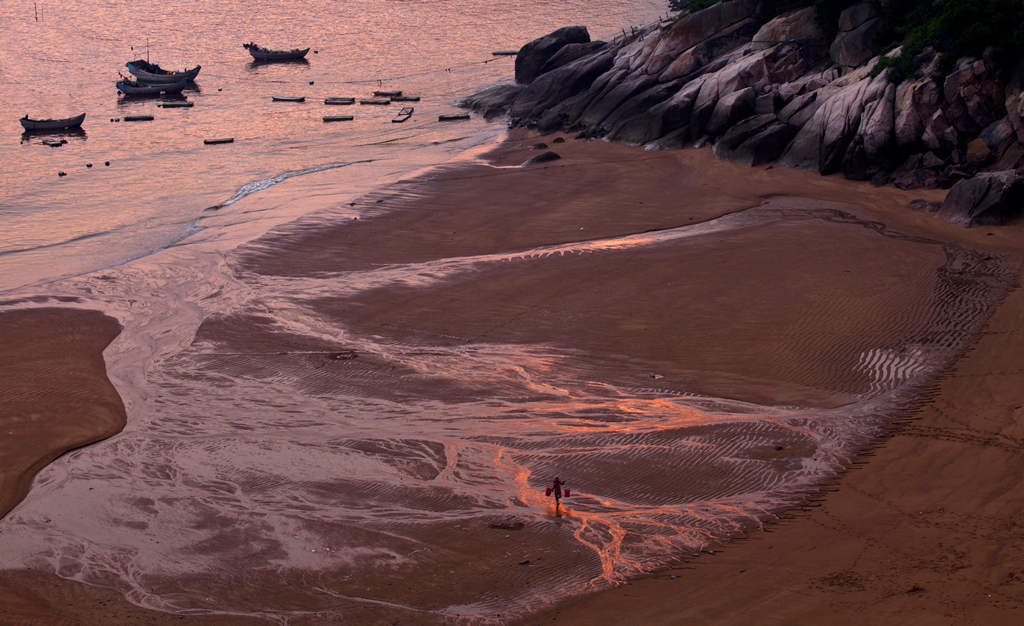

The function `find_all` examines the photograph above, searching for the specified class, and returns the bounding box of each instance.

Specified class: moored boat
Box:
[117,79,188,97]
[323,115,354,122]
[373,90,402,97]
[324,97,356,105]
[272,96,305,102]
[359,98,390,105]
[392,106,414,123]
[19,112,86,131]
[438,113,470,121]
[243,42,310,62]
[391,95,420,102]
[125,59,201,83]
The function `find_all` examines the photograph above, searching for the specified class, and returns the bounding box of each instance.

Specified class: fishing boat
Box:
[359,98,390,105]
[323,115,354,122]
[324,97,355,105]
[117,79,188,97]
[125,59,201,83]
[392,106,414,123]
[19,112,85,131]
[204,137,234,144]
[373,90,402,98]
[438,113,470,121]
[243,42,310,62]
[391,95,420,102]
[272,96,305,102]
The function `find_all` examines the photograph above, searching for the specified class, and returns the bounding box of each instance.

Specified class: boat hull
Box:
[117,80,188,97]
[19,113,86,131]
[244,43,310,62]
[126,62,201,83]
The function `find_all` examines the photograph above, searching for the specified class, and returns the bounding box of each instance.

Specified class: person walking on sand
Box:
[546,476,569,514]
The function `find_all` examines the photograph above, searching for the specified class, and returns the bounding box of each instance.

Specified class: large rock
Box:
[943,58,1006,136]
[658,18,760,82]
[631,0,761,76]
[1004,62,1024,144]
[606,77,705,144]
[894,78,941,148]
[751,7,827,55]
[829,3,883,69]
[459,83,524,119]
[515,26,590,84]
[714,114,799,165]
[780,68,889,173]
[939,170,1024,226]
[539,41,607,76]
[510,47,617,120]
[706,86,756,136]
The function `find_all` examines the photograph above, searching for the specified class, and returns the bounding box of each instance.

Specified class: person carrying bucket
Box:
[545,476,570,513]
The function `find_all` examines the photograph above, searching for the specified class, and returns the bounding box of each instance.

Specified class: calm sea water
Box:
[0,0,669,292]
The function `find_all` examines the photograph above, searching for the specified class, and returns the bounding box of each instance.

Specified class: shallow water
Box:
[0,2,1017,623]
[0,0,668,291]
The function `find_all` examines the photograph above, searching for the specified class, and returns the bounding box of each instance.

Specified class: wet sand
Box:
[1,133,1022,623]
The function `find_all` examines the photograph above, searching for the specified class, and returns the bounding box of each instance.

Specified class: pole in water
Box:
[34,3,38,21]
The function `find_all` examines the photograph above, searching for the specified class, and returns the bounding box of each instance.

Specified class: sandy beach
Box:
[1,132,1022,624]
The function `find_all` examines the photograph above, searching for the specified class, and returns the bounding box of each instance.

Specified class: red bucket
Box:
[545,488,552,496]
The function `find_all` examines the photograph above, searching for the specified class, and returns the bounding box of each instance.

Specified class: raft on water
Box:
[373,90,402,97]
[324,97,355,105]
[159,101,194,108]
[359,98,390,105]
[323,115,354,122]
[203,137,234,144]
[438,113,470,121]
[272,96,305,102]
[391,95,420,102]
[492,50,518,55]
[123,115,154,121]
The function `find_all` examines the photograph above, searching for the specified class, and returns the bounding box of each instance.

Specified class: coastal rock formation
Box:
[939,170,1024,226]
[463,1,1024,226]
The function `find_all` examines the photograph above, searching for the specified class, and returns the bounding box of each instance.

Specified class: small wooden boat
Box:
[42,138,67,147]
[438,113,470,121]
[123,115,154,122]
[323,115,354,122]
[373,90,402,98]
[19,112,85,131]
[243,42,310,62]
[392,106,414,123]
[204,137,234,144]
[117,79,188,97]
[324,97,356,105]
[359,98,390,105]
[158,101,194,108]
[125,59,201,83]
[492,50,518,56]
[391,95,420,102]
[272,96,305,102]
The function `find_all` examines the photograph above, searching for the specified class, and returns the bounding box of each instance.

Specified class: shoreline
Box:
[1,130,1022,623]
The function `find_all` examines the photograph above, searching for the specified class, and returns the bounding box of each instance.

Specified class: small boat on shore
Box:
[324,97,355,105]
[392,106,414,123]
[272,95,305,102]
[323,115,354,122]
[391,95,420,102]
[243,42,310,62]
[117,79,188,97]
[438,113,470,121]
[359,98,390,105]
[126,59,201,83]
[19,112,86,131]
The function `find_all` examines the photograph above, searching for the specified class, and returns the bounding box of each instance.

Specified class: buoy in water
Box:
[86,163,93,168]
[104,161,111,166]
[57,171,66,176]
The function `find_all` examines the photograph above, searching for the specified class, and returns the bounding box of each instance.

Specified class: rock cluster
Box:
[462,0,1024,226]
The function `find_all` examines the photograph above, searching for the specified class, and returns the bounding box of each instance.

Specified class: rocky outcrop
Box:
[515,26,591,84]
[829,3,883,70]
[462,1,1024,227]
[939,170,1024,226]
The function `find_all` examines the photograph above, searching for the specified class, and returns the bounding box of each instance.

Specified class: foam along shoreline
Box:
[0,131,1021,624]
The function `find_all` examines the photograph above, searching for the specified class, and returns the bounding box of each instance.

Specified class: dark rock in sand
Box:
[515,26,591,85]
[510,47,617,122]
[539,41,607,76]
[552,137,566,143]
[522,151,561,166]
[530,142,548,150]
[940,170,1024,226]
